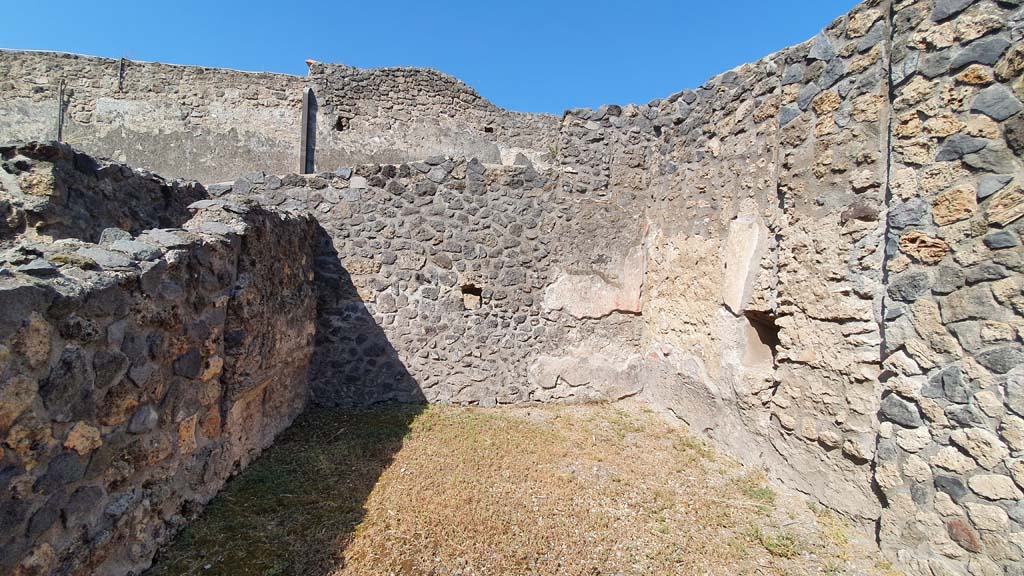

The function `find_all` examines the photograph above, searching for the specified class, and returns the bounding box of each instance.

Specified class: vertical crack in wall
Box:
[767,50,786,403]
[871,0,897,549]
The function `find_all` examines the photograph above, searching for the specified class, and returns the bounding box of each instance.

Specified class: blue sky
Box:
[4,1,860,114]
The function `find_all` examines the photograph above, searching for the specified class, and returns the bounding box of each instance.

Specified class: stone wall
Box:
[1,0,1023,573]
[551,0,893,525]
[210,156,645,408]
[0,51,559,184]
[549,0,1024,571]
[0,141,205,245]
[0,143,318,575]
[307,63,559,169]
[877,1,1024,574]
[0,52,308,184]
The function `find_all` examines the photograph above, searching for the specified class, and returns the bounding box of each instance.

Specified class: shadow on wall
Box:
[309,225,427,406]
[148,222,426,575]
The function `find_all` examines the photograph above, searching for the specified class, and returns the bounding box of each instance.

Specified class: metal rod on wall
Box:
[56,79,66,142]
[300,87,312,174]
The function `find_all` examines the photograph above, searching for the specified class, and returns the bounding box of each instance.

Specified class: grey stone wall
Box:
[1,0,1022,573]
[307,63,560,169]
[0,143,318,575]
[0,52,308,184]
[877,1,1024,574]
[211,157,645,408]
[0,51,560,184]
[0,141,205,245]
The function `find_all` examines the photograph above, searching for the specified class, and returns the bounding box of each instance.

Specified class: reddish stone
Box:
[947,518,982,553]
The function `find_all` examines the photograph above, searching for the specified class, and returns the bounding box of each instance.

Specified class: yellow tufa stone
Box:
[894,113,922,139]
[846,8,882,38]
[923,115,964,138]
[986,185,1024,227]
[812,91,842,115]
[932,185,977,226]
[14,313,53,370]
[851,93,885,122]
[956,13,1004,44]
[16,167,56,198]
[955,65,995,86]
[899,231,951,265]
[63,422,102,455]
[0,376,37,433]
[995,44,1024,82]
[752,95,780,123]
[5,419,54,471]
[178,415,199,455]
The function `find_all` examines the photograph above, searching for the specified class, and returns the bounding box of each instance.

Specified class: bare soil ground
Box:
[149,403,896,576]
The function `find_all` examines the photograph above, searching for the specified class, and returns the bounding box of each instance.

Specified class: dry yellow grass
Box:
[149,403,889,576]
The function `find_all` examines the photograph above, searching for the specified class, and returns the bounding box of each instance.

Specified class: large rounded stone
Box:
[880,393,924,427]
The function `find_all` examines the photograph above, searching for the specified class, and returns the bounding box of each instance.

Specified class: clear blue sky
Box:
[4,1,860,114]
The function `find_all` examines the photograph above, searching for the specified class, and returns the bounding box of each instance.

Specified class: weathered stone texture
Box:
[307,62,560,170]
[0,145,317,575]
[0,0,1022,574]
[876,1,1024,574]
[0,51,560,184]
[0,141,205,245]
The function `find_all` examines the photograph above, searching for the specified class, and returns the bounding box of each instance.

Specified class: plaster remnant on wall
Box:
[722,212,769,316]
[543,245,645,319]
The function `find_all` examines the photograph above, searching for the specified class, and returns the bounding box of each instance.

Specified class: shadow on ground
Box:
[148,406,423,576]
[149,222,425,576]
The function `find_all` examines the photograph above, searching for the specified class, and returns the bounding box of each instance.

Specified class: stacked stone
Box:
[557,101,663,201]
[222,159,522,405]
[0,141,206,245]
[0,52,561,184]
[0,146,317,575]
[0,0,1022,572]
[877,0,1024,574]
[307,62,561,169]
[205,151,648,408]
[767,0,892,522]
[0,50,308,183]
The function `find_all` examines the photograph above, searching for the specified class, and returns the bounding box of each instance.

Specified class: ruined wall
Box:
[550,0,892,525]
[307,63,559,169]
[876,1,1024,574]
[0,51,559,184]
[206,157,645,408]
[0,52,307,184]
[0,141,205,245]
[0,143,317,575]
[551,1,1023,571]
[1,0,1023,573]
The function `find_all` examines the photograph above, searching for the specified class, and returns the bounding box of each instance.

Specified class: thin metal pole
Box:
[300,87,312,173]
[56,79,66,142]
